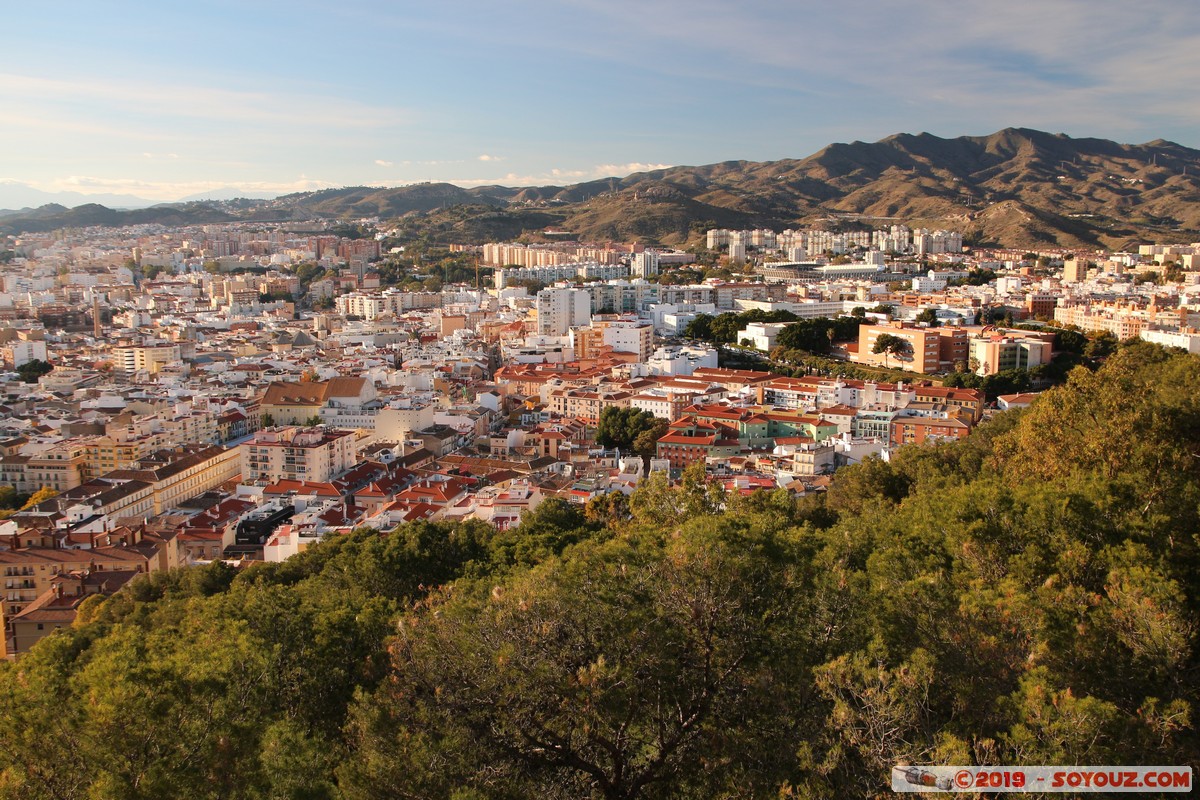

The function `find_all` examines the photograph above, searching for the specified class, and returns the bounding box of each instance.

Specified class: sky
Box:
[3,0,1200,203]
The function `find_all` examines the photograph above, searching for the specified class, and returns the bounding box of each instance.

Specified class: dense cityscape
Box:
[4,0,1200,794]
[1,217,1197,657]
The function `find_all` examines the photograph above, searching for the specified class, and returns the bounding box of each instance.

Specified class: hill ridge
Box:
[4,128,1200,248]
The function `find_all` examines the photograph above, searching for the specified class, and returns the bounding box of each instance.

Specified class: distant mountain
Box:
[275,129,1200,249]
[4,130,1199,246]
[175,188,283,203]
[0,181,158,212]
[0,202,238,233]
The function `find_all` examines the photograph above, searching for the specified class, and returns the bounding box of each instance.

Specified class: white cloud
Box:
[594,162,672,176]
[443,161,677,187]
[477,154,502,162]
[375,159,394,167]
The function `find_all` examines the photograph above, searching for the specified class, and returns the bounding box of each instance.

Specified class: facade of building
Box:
[240,427,356,484]
[113,344,181,375]
[969,335,1053,375]
[536,287,592,336]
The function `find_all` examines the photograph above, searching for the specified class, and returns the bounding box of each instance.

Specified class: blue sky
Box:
[3,0,1199,202]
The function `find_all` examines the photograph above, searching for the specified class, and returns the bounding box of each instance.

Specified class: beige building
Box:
[0,442,89,495]
[969,335,1053,376]
[1,529,170,656]
[113,344,181,375]
[572,319,655,361]
[7,569,139,658]
[856,323,944,373]
[1062,257,1087,283]
[241,427,356,484]
[260,377,376,426]
[104,445,241,515]
[1053,302,1150,339]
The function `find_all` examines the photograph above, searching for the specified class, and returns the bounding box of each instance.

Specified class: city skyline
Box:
[4,0,1200,204]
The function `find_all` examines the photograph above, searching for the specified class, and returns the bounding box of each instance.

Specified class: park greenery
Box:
[595,406,670,459]
[1,341,1198,798]
[683,310,862,353]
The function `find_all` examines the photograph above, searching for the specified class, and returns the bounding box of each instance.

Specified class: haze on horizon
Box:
[3,0,1199,205]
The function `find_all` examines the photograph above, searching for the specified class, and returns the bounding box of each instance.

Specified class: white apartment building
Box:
[1141,328,1200,354]
[631,251,660,278]
[536,287,592,336]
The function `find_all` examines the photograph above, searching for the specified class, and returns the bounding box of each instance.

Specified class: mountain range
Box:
[5,128,1200,249]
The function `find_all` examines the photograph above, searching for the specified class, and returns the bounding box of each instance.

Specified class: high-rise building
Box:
[536,288,592,336]
[631,251,660,278]
[1062,258,1087,283]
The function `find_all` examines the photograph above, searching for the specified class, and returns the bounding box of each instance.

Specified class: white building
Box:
[536,287,592,336]
[1141,328,1200,354]
[631,251,660,278]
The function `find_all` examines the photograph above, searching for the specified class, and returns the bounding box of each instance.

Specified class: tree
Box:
[584,491,631,526]
[261,412,275,428]
[304,414,324,427]
[631,418,669,459]
[20,487,57,510]
[341,518,813,800]
[0,486,27,510]
[16,359,53,383]
[596,407,665,456]
[915,308,939,327]
[872,333,910,368]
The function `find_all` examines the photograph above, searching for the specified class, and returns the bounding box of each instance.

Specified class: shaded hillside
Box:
[5,129,1200,247]
[273,183,509,218]
[0,201,237,234]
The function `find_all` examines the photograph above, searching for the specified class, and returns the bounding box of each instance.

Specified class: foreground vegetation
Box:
[2,342,1198,798]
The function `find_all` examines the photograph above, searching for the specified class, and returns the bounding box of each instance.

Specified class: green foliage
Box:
[595,406,667,457]
[942,367,1033,400]
[341,517,817,800]
[775,316,863,354]
[20,486,57,509]
[0,486,29,510]
[15,358,52,383]
[946,268,996,286]
[871,333,910,367]
[915,307,939,327]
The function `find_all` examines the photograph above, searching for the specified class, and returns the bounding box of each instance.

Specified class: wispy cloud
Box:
[27,175,337,202]
[0,72,410,130]
[477,154,503,162]
[595,162,672,176]
[375,159,394,167]
[443,161,676,187]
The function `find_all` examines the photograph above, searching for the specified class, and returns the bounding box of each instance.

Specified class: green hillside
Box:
[2,342,1197,798]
